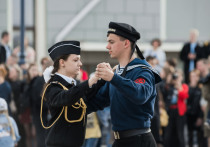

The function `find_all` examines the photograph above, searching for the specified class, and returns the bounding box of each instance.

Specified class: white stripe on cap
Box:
[49,43,80,55]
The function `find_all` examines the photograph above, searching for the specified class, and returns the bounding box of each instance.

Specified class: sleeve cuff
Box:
[110,73,121,85]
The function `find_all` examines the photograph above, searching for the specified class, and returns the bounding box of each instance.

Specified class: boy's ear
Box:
[124,39,131,49]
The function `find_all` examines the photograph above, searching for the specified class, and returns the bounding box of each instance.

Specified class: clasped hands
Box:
[188,53,196,60]
[88,62,114,87]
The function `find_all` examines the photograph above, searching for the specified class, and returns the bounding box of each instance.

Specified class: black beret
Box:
[48,41,80,61]
[108,22,140,42]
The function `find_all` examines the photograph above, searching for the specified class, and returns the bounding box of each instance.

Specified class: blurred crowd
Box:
[0,28,210,147]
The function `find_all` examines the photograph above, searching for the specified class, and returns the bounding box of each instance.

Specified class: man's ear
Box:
[124,39,131,49]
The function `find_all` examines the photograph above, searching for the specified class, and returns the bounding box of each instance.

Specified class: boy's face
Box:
[106,34,126,59]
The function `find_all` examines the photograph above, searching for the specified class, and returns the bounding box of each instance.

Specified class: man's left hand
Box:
[96,63,114,81]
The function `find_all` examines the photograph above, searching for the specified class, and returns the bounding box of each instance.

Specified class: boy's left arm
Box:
[110,69,155,105]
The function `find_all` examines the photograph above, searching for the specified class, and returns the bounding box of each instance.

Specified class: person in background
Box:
[19,64,39,147]
[8,64,26,147]
[197,59,210,147]
[186,69,207,147]
[146,56,157,68]
[13,37,36,65]
[158,67,173,143]
[7,54,19,67]
[40,57,52,72]
[0,97,20,147]
[144,38,166,72]
[0,44,6,64]
[163,69,189,147]
[164,58,177,71]
[180,29,203,84]
[158,99,168,146]
[0,64,12,114]
[146,56,162,146]
[1,31,11,61]
[30,59,52,147]
[196,59,210,80]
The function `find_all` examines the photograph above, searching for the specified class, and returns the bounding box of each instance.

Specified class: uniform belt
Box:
[113,128,151,139]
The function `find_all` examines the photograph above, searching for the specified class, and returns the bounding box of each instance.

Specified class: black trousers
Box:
[33,115,46,147]
[112,132,157,147]
[164,108,185,147]
[187,115,207,147]
[151,115,161,144]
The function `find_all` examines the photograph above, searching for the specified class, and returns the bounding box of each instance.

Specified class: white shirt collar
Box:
[55,73,77,85]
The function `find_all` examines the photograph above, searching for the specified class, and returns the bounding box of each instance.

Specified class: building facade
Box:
[0,0,210,73]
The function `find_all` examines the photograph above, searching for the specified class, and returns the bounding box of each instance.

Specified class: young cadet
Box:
[41,41,103,147]
[87,22,162,147]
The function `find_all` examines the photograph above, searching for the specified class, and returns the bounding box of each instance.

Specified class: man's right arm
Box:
[86,82,110,114]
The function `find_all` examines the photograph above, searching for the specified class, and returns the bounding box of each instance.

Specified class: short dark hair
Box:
[146,56,155,62]
[41,57,49,65]
[107,33,134,49]
[1,31,9,39]
[166,58,177,68]
[120,36,135,55]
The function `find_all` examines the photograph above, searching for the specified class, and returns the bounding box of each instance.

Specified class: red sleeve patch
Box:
[134,78,145,84]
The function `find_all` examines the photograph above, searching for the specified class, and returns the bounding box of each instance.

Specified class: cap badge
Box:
[108,28,116,32]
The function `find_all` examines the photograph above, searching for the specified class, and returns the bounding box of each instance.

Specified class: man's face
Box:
[190,32,197,43]
[106,34,125,59]
[4,35,10,44]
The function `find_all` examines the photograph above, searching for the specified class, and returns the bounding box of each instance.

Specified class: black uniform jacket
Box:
[44,74,104,147]
[0,44,6,64]
[180,42,203,83]
[186,86,203,119]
